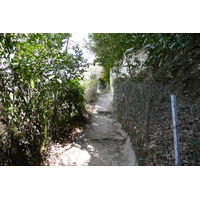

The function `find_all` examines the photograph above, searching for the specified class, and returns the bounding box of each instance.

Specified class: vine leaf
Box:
[30,78,34,88]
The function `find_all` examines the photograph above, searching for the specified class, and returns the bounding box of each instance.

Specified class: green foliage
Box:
[88,33,197,82]
[88,33,134,83]
[0,33,87,165]
[99,66,110,85]
[81,73,98,103]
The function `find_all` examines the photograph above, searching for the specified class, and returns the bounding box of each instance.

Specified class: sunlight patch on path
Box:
[48,143,93,166]
[46,92,138,166]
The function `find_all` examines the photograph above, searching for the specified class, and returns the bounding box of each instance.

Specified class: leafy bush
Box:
[0,33,87,165]
[88,33,198,82]
[82,74,98,103]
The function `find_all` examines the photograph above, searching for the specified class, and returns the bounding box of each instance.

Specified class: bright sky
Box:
[70,33,95,64]
[68,33,102,78]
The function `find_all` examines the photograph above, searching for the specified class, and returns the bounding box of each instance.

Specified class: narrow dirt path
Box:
[46,92,138,166]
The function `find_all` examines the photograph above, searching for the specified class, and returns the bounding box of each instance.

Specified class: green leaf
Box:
[143,43,151,48]
[9,93,14,101]
[49,75,55,79]
[160,36,168,42]
[125,48,134,53]
[10,53,15,60]
[30,79,34,88]
[1,58,7,64]
[57,78,62,83]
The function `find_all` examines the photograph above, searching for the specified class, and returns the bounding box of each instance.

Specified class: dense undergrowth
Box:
[0,33,88,165]
[113,79,200,166]
[114,35,200,165]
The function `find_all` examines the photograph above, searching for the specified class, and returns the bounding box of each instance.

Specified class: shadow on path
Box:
[46,92,138,166]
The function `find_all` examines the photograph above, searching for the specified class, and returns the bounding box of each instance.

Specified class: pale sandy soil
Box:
[46,92,138,166]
